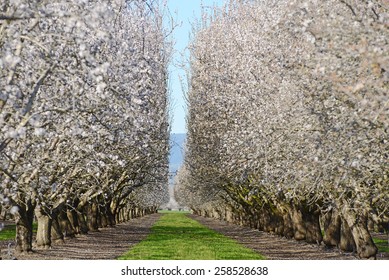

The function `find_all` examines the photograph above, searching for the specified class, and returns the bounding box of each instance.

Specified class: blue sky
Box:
[166,0,224,134]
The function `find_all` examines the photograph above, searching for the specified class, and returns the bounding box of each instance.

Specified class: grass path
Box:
[119,212,265,260]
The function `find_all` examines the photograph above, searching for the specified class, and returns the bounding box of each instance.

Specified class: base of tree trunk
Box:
[323,210,341,248]
[35,206,52,249]
[303,209,323,244]
[291,205,306,241]
[342,207,377,259]
[14,202,35,254]
[339,217,356,252]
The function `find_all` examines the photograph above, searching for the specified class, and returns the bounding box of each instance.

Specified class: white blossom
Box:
[10,206,20,215]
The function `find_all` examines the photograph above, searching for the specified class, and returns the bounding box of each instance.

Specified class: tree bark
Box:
[279,204,294,238]
[14,201,35,253]
[99,211,108,228]
[34,206,52,249]
[302,207,323,244]
[86,202,99,232]
[76,210,89,234]
[107,202,119,225]
[271,209,284,235]
[66,209,79,235]
[225,208,233,223]
[339,217,356,252]
[51,215,64,244]
[105,202,116,226]
[291,204,306,241]
[341,207,377,259]
[72,200,89,235]
[323,209,341,247]
[66,209,77,233]
[260,208,275,233]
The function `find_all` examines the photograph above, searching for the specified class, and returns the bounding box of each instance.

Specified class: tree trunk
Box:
[66,209,79,235]
[291,204,306,241]
[339,217,356,252]
[262,205,284,235]
[102,200,115,226]
[303,208,323,244]
[86,203,99,232]
[15,215,32,253]
[279,204,294,238]
[260,208,274,233]
[323,210,341,248]
[367,217,375,232]
[115,209,120,224]
[74,204,89,234]
[225,208,233,223]
[99,211,108,228]
[341,207,377,259]
[51,215,64,244]
[250,211,257,229]
[35,206,52,249]
[66,209,77,233]
[77,211,89,234]
[14,201,35,253]
[106,204,115,226]
[97,207,103,228]
[123,207,130,222]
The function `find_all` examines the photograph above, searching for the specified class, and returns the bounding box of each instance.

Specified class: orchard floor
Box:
[1,214,161,260]
[1,213,388,260]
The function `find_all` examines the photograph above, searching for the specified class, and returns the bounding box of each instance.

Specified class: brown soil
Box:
[1,213,161,260]
[1,213,388,260]
[189,214,389,260]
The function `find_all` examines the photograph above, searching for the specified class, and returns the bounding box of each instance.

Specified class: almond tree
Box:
[1,0,170,253]
[180,0,388,259]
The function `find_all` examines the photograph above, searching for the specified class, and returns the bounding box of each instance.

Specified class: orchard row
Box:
[0,0,170,252]
[176,0,389,259]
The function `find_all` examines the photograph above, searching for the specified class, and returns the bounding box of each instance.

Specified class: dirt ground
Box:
[1,214,161,260]
[1,213,388,260]
[189,215,354,260]
[189,215,389,260]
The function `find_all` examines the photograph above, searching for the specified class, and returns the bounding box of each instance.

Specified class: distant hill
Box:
[169,133,186,173]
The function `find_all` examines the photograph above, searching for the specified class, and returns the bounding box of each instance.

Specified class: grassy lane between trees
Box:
[118,212,265,260]
[373,238,389,253]
[0,223,37,241]
[0,225,16,241]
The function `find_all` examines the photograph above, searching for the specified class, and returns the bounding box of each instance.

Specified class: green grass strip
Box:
[119,212,265,260]
[0,223,38,241]
[0,225,17,241]
[373,238,389,253]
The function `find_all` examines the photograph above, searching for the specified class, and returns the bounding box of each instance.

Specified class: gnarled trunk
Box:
[86,202,99,232]
[339,217,356,252]
[302,207,323,244]
[14,201,35,253]
[105,202,116,226]
[341,207,377,259]
[225,208,233,223]
[66,209,79,234]
[51,215,64,244]
[58,209,76,238]
[35,206,52,249]
[279,204,295,239]
[323,209,341,248]
[267,207,284,235]
[291,204,306,241]
[75,204,89,234]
